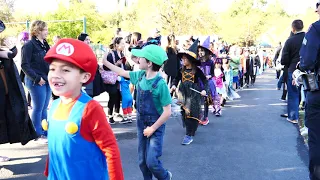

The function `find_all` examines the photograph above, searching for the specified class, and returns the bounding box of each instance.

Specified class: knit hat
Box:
[0,20,5,33]
[77,33,89,41]
[131,44,168,66]
[178,39,201,66]
[44,38,97,85]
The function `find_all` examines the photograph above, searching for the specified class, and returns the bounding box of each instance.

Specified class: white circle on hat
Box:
[56,43,75,56]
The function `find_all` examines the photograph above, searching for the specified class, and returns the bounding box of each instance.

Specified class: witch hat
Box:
[178,38,201,66]
[198,36,212,55]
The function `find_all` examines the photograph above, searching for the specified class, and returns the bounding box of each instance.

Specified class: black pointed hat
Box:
[178,38,200,66]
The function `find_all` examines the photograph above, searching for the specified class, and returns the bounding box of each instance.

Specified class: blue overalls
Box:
[136,75,170,180]
[47,93,108,180]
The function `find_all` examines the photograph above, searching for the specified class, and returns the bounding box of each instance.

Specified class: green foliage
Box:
[0,0,318,47]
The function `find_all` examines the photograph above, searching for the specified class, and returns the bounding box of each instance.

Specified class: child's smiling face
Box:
[48,59,90,98]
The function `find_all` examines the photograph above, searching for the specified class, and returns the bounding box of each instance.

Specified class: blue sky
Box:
[14,0,315,14]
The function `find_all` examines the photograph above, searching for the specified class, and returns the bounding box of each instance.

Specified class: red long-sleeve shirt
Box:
[44,99,124,180]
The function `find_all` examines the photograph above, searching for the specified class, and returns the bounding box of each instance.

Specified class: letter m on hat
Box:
[56,43,75,56]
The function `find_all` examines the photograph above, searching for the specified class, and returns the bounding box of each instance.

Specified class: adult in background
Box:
[77,32,104,98]
[21,20,51,143]
[0,20,37,161]
[273,42,282,79]
[299,2,320,179]
[163,34,179,88]
[281,19,305,124]
[103,37,127,124]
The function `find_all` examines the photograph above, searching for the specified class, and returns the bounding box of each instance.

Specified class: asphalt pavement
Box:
[0,69,309,180]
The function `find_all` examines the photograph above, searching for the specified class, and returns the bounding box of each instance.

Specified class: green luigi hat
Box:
[131,44,168,65]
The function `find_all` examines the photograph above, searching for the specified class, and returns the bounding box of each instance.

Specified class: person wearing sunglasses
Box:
[0,20,37,162]
[299,1,320,179]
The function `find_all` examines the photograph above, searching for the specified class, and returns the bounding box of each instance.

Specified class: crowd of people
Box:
[1,5,320,178]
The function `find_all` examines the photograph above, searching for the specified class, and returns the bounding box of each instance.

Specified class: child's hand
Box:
[206,75,211,80]
[201,90,207,96]
[143,126,156,138]
[170,85,176,92]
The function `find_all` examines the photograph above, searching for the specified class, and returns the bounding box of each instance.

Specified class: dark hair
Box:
[128,45,142,52]
[145,59,161,71]
[292,20,304,31]
[77,33,88,41]
[113,37,123,45]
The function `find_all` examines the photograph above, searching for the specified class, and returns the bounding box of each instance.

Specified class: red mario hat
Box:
[44,38,97,85]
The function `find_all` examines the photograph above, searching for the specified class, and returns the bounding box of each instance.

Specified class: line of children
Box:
[43,38,124,179]
[198,36,221,121]
[171,39,208,145]
[223,57,241,101]
[103,44,173,180]
[213,58,227,111]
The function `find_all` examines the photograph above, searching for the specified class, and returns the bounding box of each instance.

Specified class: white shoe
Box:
[35,136,48,144]
[300,127,308,136]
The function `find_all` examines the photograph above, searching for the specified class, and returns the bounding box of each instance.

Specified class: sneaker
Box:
[280,114,288,118]
[215,109,222,117]
[280,98,286,102]
[167,171,172,180]
[109,117,116,125]
[300,127,308,136]
[181,135,193,145]
[201,118,209,126]
[286,118,298,124]
[119,119,129,124]
[0,156,10,162]
[127,118,133,123]
[35,135,48,144]
[114,114,124,121]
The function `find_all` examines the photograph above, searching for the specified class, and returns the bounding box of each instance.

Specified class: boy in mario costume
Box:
[42,38,124,180]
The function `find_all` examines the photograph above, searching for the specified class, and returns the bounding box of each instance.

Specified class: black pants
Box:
[276,70,281,79]
[250,74,256,85]
[108,90,121,116]
[27,92,31,106]
[185,118,199,136]
[306,91,320,180]
[203,98,209,120]
[281,82,287,100]
[245,72,250,85]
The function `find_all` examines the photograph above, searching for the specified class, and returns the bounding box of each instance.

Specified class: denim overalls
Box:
[47,93,108,180]
[136,74,170,180]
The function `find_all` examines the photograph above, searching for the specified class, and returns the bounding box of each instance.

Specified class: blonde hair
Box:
[30,20,47,37]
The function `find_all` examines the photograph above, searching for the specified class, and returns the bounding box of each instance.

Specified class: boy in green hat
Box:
[103,44,172,180]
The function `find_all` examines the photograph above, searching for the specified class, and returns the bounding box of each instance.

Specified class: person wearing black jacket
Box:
[21,20,51,142]
[163,34,180,87]
[0,20,37,162]
[77,33,105,98]
[281,19,305,124]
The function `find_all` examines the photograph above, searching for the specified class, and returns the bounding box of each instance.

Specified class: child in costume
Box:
[213,58,227,115]
[118,76,133,123]
[103,44,173,180]
[223,57,241,101]
[172,39,208,145]
[43,38,124,180]
[198,36,221,125]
